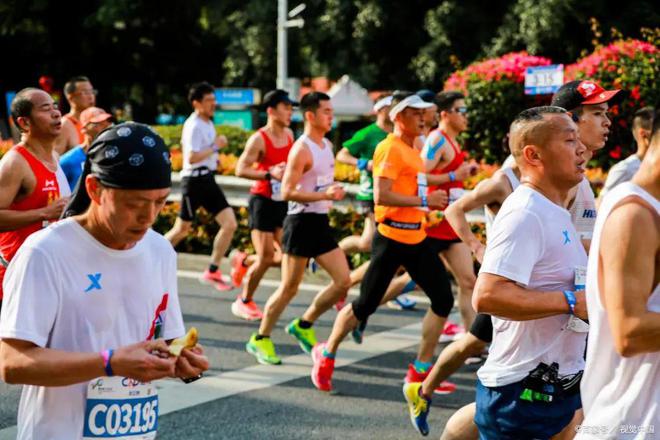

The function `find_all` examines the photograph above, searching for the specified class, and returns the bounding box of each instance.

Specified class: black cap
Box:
[262,89,298,109]
[416,89,436,104]
[551,80,624,111]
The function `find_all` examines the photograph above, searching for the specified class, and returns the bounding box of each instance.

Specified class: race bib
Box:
[315,174,334,192]
[417,173,429,212]
[83,377,158,439]
[567,265,589,332]
[448,188,468,205]
[574,266,587,290]
[270,179,283,201]
[571,202,596,240]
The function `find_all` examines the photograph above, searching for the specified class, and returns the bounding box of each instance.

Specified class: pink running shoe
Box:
[231,297,263,321]
[230,251,248,287]
[334,294,347,311]
[311,343,335,392]
[201,269,233,292]
[439,321,465,343]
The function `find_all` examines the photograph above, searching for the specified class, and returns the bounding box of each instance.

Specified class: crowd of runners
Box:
[0,75,657,440]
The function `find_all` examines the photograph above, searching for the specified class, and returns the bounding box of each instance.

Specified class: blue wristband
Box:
[448,171,456,182]
[357,158,369,171]
[421,195,428,208]
[563,290,576,315]
[102,349,114,377]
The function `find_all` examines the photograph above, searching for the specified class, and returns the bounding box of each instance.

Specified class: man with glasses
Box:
[55,76,97,155]
[59,106,113,189]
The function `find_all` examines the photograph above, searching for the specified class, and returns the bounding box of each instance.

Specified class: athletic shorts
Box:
[352,230,454,322]
[179,171,230,221]
[355,199,375,215]
[426,237,462,254]
[282,213,338,258]
[469,313,493,343]
[475,379,581,440]
[248,195,288,232]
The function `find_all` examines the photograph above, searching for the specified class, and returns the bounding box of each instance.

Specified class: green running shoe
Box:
[246,333,282,365]
[285,318,317,354]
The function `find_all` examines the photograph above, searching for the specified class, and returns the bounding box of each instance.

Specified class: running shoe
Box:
[231,297,263,321]
[438,321,465,343]
[404,364,457,395]
[201,269,233,292]
[230,251,248,287]
[246,333,281,365]
[351,319,367,344]
[311,343,335,392]
[334,294,347,311]
[403,382,431,436]
[387,295,417,310]
[285,318,317,354]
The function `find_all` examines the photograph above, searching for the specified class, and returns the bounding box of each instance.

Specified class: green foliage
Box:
[151,124,253,156]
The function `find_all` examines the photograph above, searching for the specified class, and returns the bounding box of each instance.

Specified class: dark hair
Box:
[435,91,465,112]
[632,106,655,131]
[652,108,660,142]
[10,88,41,131]
[64,76,91,95]
[509,106,568,157]
[188,82,215,105]
[300,92,330,115]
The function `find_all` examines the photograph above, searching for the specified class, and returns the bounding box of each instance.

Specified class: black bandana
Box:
[63,122,172,217]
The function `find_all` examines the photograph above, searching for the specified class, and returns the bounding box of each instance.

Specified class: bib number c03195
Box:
[83,377,158,439]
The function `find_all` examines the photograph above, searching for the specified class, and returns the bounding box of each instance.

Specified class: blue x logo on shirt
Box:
[84,273,102,292]
[562,230,571,245]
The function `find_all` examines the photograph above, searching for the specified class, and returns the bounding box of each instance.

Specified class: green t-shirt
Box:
[343,123,388,201]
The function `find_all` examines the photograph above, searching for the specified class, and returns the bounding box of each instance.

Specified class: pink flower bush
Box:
[565,39,657,80]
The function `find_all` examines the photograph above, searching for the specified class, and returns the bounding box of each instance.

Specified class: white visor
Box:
[389,95,434,122]
[373,95,393,113]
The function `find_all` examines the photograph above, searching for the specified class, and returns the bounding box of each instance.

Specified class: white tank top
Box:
[287,134,335,215]
[578,182,659,438]
[569,177,597,241]
[485,166,520,236]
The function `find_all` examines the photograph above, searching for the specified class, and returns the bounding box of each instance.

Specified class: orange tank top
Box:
[63,114,85,144]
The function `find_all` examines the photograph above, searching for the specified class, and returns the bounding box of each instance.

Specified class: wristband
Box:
[357,158,369,171]
[101,349,114,377]
[448,171,456,182]
[420,195,428,208]
[563,290,576,315]
[264,171,271,181]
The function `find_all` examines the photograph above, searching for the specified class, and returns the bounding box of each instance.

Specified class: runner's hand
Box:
[214,135,228,150]
[427,189,448,210]
[174,345,210,379]
[269,162,286,181]
[573,290,588,320]
[112,339,176,382]
[453,162,472,181]
[41,197,69,220]
[367,160,373,172]
[325,184,345,201]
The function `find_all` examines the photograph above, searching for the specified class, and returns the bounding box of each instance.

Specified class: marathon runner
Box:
[0,123,209,439]
[310,92,454,392]
[245,92,350,365]
[416,89,439,139]
[54,76,97,155]
[231,89,297,320]
[577,113,659,439]
[0,88,71,312]
[164,82,237,291]
[336,94,416,310]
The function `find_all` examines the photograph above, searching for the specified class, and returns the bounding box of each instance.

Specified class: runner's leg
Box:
[440,242,477,329]
[440,403,479,440]
[164,218,192,247]
[301,247,351,322]
[211,207,237,267]
[241,230,276,301]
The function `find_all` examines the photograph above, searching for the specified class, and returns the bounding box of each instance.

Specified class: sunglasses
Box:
[451,106,468,114]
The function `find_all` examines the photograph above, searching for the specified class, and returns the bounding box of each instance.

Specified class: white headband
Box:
[389,95,434,122]
[373,96,393,113]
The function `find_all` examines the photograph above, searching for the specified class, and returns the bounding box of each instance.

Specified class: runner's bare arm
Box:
[188,131,226,164]
[600,201,660,357]
[473,273,588,321]
[0,152,61,231]
[336,147,358,166]
[0,338,177,386]
[236,133,267,180]
[281,143,338,202]
[374,176,423,207]
[422,130,446,174]
[445,175,509,260]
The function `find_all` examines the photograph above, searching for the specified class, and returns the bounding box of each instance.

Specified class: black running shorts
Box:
[282,213,338,258]
[179,171,230,221]
[248,195,288,232]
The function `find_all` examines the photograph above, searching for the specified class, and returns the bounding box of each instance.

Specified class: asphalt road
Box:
[0,253,479,439]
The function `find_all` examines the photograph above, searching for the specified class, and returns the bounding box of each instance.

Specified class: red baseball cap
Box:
[551,80,623,110]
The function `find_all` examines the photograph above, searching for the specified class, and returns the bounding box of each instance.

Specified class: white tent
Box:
[327,75,373,117]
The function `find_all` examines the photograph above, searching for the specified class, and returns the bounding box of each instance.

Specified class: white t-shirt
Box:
[477,185,588,387]
[181,112,218,175]
[0,219,185,440]
[577,182,659,439]
[599,154,642,199]
[568,177,597,240]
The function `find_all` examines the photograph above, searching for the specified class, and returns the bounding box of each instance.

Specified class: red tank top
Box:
[63,114,85,144]
[427,130,464,240]
[250,128,293,198]
[0,146,63,299]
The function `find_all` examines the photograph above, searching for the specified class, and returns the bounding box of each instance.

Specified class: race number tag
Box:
[315,174,334,192]
[270,179,283,201]
[417,173,429,212]
[448,188,468,205]
[567,265,589,333]
[83,377,158,439]
[574,266,587,290]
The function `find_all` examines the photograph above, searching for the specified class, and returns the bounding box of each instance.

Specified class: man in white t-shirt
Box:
[577,115,659,439]
[165,82,237,291]
[599,106,654,202]
[472,106,589,439]
[0,123,209,440]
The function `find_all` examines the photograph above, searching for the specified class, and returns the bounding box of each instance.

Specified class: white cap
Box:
[389,95,434,122]
[373,95,393,113]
